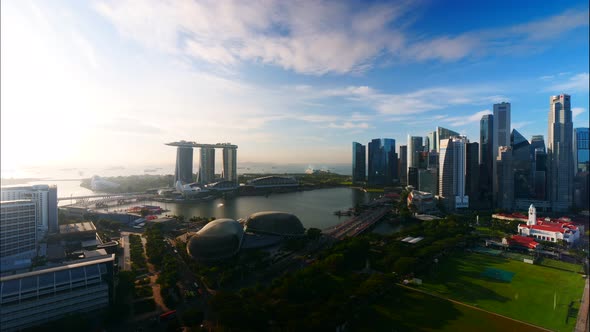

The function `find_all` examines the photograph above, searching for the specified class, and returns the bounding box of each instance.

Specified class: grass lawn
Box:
[418,252,585,331]
[538,257,584,273]
[350,285,544,332]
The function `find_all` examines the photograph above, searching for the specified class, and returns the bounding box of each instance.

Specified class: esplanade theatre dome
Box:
[244,211,305,237]
[187,218,244,261]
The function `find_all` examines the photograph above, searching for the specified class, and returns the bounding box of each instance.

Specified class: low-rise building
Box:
[407,190,436,213]
[516,204,581,244]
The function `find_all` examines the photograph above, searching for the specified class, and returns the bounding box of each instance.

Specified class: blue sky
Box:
[1,0,588,171]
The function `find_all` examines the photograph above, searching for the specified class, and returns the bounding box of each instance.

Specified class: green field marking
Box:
[419,252,586,331]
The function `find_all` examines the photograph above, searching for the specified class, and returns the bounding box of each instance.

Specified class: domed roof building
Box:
[187,218,244,261]
[244,211,305,237]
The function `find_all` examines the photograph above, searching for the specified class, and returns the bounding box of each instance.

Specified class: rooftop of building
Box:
[59,221,96,234]
[507,235,539,249]
[165,141,237,148]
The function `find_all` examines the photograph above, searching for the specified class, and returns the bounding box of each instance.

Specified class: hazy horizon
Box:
[1,0,588,172]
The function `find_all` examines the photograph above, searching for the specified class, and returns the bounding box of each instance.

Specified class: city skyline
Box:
[1,0,589,172]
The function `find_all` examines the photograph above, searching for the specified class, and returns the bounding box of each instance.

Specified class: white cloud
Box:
[512,121,534,130]
[442,109,492,126]
[327,122,370,129]
[545,72,590,93]
[572,107,586,118]
[95,1,589,75]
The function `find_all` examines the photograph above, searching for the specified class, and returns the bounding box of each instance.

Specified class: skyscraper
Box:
[439,136,469,210]
[466,142,479,208]
[352,142,366,184]
[174,146,193,184]
[547,94,573,212]
[222,147,238,183]
[511,129,532,200]
[427,131,436,152]
[368,139,396,186]
[424,136,430,152]
[479,114,493,202]
[574,128,589,174]
[496,146,514,210]
[492,102,511,203]
[435,126,460,153]
[573,128,589,210]
[408,167,419,188]
[198,147,216,184]
[407,136,423,169]
[398,145,408,185]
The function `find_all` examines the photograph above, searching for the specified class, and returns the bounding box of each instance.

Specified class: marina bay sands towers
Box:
[166,141,238,185]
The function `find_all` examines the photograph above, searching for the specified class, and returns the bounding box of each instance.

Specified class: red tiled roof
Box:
[508,235,539,249]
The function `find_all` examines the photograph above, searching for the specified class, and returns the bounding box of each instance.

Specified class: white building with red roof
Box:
[517,204,580,244]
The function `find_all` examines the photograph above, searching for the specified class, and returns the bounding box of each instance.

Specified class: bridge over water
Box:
[323,205,390,240]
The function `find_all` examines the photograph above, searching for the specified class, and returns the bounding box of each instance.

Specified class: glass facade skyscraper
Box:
[479,114,494,206]
[493,102,511,203]
[352,142,366,184]
[574,128,589,174]
[511,129,532,199]
[368,138,396,186]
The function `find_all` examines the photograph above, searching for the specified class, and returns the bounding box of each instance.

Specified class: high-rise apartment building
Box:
[222,147,238,183]
[368,139,396,186]
[492,102,511,203]
[398,145,408,185]
[1,185,57,236]
[547,94,573,212]
[439,136,469,210]
[198,147,216,184]
[496,146,514,210]
[0,200,37,271]
[352,142,366,184]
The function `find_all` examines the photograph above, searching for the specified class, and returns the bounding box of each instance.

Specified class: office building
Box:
[1,185,56,236]
[198,147,216,185]
[427,131,436,152]
[398,145,408,185]
[407,190,436,213]
[574,128,589,174]
[424,136,430,152]
[534,148,548,200]
[511,129,532,200]
[496,146,514,210]
[0,200,37,272]
[0,252,115,331]
[573,128,589,209]
[407,136,423,169]
[408,167,419,188]
[352,142,366,184]
[439,136,469,210]
[435,127,460,153]
[547,94,573,212]
[418,169,437,194]
[222,147,238,183]
[368,139,396,186]
[174,146,193,184]
[492,102,511,202]
[466,142,479,208]
[479,114,494,199]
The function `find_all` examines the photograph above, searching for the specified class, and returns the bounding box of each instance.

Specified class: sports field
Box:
[419,252,585,331]
[351,285,545,332]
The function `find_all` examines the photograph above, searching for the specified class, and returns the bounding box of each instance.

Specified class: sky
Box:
[1,0,589,173]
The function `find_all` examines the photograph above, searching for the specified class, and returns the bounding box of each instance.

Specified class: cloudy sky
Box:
[1,0,588,172]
